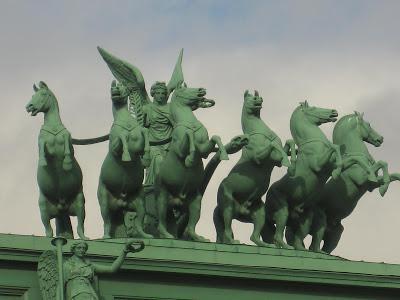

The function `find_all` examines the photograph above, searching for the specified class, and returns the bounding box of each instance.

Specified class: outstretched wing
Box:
[167,48,184,96]
[37,250,59,300]
[97,46,150,124]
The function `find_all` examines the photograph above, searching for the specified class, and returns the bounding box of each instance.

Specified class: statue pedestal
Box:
[0,233,399,299]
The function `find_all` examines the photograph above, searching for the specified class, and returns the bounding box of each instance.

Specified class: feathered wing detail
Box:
[37,250,59,300]
[167,48,184,96]
[97,46,150,125]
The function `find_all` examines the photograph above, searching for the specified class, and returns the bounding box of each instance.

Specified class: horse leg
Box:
[250,200,274,247]
[283,139,297,176]
[119,133,132,162]
[140,128,151,167]
[267,189,292,249]
[342,157,377,183]
[156,184,174,239]
[272,141,290,168]
[292,208,314,250]
[62,132,73,171]
[371,161,390,196]
[321,222,344,254]
[309,207,327,252]
[129,188,154,239]
[260,214,276,244]
[185,130,196,167]
[210,135,229,160]
[69,190,88,240]
[330,143,343,179]
[182,192,210,242]
[38,138,47,167]
[38,192,53,237]
[218,184,239,244]
[97,181,113,238]
[213,206,224,243]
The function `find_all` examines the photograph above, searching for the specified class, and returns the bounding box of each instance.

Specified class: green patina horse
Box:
[155,84,228,241]
[97,81,153,238]
[214,90,296,246]
[309,112,399,253]
[26,81,87,239]
[262,101,343,249]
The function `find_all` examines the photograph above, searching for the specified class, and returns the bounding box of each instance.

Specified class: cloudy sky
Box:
[1,1,400,263]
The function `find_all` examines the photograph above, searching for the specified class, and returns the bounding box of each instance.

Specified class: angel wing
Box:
[97,46,150,125]
[37,250,59,300]
[167,48,184,96]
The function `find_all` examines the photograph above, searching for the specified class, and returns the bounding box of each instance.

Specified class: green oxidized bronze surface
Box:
[214,90,295,247]
[37,238,144,299]
[310,113,400,253]
[97,81,152,239]
[26,82,87,240]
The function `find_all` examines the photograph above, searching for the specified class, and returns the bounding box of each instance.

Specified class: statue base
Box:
[0,233,400,299]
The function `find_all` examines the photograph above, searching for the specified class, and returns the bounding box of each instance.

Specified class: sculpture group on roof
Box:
[26,47,400,255]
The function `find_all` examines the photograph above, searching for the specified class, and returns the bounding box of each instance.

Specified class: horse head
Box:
[26,81,57,116]
[333,112,383,147]
[171,83,214,111]
[243,90,263,116]
[295,100,338,126]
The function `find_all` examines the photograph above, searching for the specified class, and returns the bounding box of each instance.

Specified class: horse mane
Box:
[333,114,357,143]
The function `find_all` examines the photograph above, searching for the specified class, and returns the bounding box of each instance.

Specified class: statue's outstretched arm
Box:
[93,240,144,274]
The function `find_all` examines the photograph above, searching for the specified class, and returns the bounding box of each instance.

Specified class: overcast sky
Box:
[1,1,400,263]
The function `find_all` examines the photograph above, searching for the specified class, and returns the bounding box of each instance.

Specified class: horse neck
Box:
[333,123,369,155]
[241,107,270,134]
[170,101,198,124]
[43,96,62,127]
[112,102,131,122]
[290,108,328,144]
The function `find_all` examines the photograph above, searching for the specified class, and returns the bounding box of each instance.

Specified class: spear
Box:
[51,237,67,300]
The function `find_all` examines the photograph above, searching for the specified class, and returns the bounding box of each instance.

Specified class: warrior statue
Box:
[37,240,144,299]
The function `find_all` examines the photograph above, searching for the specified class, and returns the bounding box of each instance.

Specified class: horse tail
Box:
[72,134,109,145]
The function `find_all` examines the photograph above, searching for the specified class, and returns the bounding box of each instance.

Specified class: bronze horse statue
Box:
[262,101,343,249]
[309,112,398,253]
[26,81,87,239]
[155,84,228,241]
[97,81,153,238]
[214,90,295,246]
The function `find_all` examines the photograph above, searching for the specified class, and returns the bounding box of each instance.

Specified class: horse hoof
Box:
[39,159,47,167]
[379,184,389,196]
[139,232,154,239]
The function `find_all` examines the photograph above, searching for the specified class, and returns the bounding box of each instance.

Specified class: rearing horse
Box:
[310,112,398,253]
[25,81,86,239]
[263,101,342,249]
[214,90,296,246]
[156,84,228,241]
[98,81,152,238]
